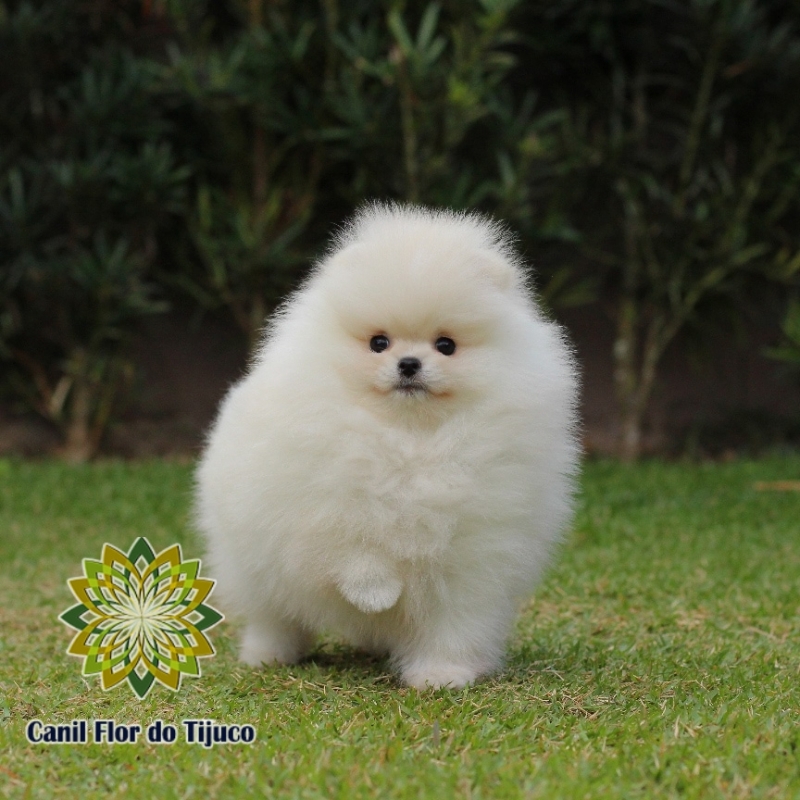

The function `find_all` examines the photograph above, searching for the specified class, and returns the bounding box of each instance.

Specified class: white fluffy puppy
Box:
[196,204,579,689]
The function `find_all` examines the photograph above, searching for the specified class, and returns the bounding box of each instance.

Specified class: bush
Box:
[524,0,800,458]
[158,0,572,347]
[0,0,188,459]
[2,0,799,459]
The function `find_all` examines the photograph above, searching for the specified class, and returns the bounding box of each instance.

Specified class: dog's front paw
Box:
[336,552,402,614]
[339,572,402,614]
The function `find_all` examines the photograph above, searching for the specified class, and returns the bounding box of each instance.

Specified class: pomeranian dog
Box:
[196,204,579,689]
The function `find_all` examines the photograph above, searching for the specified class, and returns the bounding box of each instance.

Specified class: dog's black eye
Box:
[434,337,456,356]
[370,335,390,353]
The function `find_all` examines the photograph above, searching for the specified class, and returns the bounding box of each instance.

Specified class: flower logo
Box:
[60,538,223,699]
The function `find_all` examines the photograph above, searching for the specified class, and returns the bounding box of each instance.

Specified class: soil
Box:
[1,304,798,460]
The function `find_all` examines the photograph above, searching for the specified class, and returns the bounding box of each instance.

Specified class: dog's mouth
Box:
[394,379,429,395]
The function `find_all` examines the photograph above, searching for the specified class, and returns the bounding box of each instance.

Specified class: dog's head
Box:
[305,205,533,420]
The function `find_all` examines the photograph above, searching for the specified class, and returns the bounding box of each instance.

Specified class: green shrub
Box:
[525,0,800,458]
[2,0,799,459]
[158,0,574,348]
[0,0,189,460]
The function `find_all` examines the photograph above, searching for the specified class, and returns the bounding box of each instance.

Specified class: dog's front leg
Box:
[335,552,403,614]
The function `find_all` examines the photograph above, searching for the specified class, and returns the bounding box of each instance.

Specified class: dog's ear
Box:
[477,250,520,293]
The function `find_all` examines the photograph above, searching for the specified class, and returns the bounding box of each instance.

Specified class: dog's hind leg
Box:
[239,613,314,666]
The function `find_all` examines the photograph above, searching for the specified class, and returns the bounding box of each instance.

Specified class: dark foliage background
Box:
[1,0,799,460]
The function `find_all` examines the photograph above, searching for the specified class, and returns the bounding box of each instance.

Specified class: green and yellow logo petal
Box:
[59,538,224,699]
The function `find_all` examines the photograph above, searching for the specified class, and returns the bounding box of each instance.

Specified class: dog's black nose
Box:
[397,357,422,378]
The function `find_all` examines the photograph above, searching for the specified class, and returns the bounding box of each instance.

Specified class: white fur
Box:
[195,204,580,689]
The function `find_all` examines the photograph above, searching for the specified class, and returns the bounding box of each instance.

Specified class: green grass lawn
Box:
[1,456,799,799]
